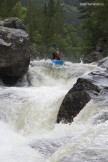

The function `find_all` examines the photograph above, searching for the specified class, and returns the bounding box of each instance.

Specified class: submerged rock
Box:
[0,18,30,86]
[57,78,100,123]
[30,137,71,158]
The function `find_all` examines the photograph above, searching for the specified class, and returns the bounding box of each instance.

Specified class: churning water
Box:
[0,60,108,162]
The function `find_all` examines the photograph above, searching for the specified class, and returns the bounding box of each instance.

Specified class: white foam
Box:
[0,60,107,162]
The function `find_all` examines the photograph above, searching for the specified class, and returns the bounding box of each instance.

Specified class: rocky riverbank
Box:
[83,38,108,63]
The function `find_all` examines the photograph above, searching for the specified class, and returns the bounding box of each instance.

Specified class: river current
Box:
[0,60,108,162]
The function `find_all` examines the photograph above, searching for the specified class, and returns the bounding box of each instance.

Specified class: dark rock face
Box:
[71,78,100,93]
[0,18,30,86]
[96,38,108,52]
[57,78,100,123]
[83,51,103,63]
[83,38,108,63]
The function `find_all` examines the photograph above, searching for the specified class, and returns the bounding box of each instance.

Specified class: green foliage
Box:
[24,0,42,42]
[79,0,108,53]
[23,0,84,61]
[0,0,84,61]
[42,0,64,45]
[0,0,20,18]
[11,2,27,20]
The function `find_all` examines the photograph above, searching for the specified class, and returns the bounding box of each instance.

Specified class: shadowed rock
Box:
[83,51,103,63]
[96,38,108,52]
[57,78,100,123]
[83,38,108,64]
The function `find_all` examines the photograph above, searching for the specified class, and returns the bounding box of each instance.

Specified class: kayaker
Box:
[56,49,61,60]
[52,53,57,59]
[52,52,61,60]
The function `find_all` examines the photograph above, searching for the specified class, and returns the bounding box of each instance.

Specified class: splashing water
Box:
[0,60,108,162]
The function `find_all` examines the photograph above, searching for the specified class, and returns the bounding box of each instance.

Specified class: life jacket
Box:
[53,53,60,60]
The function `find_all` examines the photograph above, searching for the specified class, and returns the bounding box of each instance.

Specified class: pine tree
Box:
[11,2,27,20]
[0,0,20,18]
[42,0,64,46]
[79,0,108,51]
[24,0,36,41]
[42,0,49,45]
[54,0,64,34]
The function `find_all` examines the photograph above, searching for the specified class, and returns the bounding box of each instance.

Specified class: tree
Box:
[11,2,27,20]
[24,0,42,42]
[79,0,108,52]
[0,0,20,18]
[42,0,64,46]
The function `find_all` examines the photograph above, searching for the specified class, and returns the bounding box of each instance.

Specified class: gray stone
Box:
[0,18,30,86]
[57,78,100,123]
[0,17,25,30]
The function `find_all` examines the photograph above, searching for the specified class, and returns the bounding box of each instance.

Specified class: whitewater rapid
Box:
[0,60,108,162]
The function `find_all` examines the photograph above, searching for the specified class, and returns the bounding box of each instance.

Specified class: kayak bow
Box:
[52,60,64,65]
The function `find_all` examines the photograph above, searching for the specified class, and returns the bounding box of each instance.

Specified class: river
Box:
[0,60,108,162]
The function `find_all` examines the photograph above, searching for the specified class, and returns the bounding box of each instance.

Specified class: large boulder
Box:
[57,78,100,123]
[0,18,30,85]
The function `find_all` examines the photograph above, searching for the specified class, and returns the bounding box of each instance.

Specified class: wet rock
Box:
[90,71,108,78]
[70,78,100,93]
[83,51,103,63]
[57,78,100,123]
[88,71,108,88]
[0,18,30,86]
[98,56,108,70]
